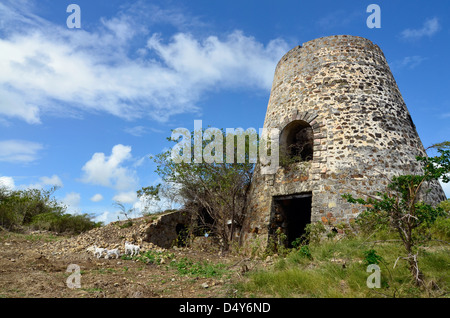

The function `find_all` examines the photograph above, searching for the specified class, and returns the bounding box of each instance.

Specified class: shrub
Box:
[430,216,450,241]
[303,222,326,244]
[170,257,228,278]
[297,245,313,260]
[0,187,101,234]
[438,199,450,213]
[363,249,384,266]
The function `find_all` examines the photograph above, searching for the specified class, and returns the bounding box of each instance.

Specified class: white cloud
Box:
[113,191,137,204]
[63,192,81,207]
[0,88,40,124]
[95,211,111,224]
[389,56,427,71]
[0,176,15,189]
[400,17,440,40]
[0,2,288,124]
[94,208,141,225]
[124,126,165,137]
[90,193,104,202]
[62,192,81,214]
[147,31,288,92]
[81,144,138,191]
[27,174,63,189]
[40,175,63,187]
[0,140,43,163]
[124,126,147,137]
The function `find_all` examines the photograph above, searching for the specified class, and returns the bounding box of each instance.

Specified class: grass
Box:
[120,249,230,279]
[237,234,449,298]
[24,233,61,242]
[82,287,104,293]
[169,257,228,278]
[0,231,66,243]
[95,268,117,274]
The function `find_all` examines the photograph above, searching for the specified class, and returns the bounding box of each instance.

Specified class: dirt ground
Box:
[0,230,257,298]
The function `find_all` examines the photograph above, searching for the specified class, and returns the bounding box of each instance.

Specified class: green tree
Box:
[139,128,258,252]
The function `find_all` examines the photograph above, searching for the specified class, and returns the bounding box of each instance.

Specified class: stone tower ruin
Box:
[242,35,446,250]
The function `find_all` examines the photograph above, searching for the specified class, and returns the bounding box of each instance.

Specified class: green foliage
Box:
[438,199,450,213]
[297,245,313,260]
[416,148,450,183]
[169,257,228,278]
[133,250,174,264]
[303,222,326,244]
[290,237,303,249]
[140,128,257,251]
[279,153,304,168]
[118,220,133,229]
[363,249,384,266]
[137,184,161,201]
[30,211,100,234]
[0,186,101,234]
[129,247,229,278]
[266,228,289,256]
[430,216,450,241]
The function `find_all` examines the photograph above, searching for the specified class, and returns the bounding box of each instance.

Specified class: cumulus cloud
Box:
[400,17,440,40]
[81,144,138,191]
[62,192,81,210]
[40,175,63,187]
[0,140,44,163]
[147,31,288,92]
[27,174,63,189]
[0,1,288,124]
[0,176,15,189]
[113,191,138,204]
[90,193,104,202]
[95,211,111,224]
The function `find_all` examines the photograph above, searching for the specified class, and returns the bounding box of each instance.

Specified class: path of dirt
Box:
[0,222,266,298]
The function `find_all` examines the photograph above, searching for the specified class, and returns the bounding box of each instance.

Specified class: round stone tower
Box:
[242,35,446,249]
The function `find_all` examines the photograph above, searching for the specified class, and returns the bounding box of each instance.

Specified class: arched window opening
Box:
[280,120,313,164]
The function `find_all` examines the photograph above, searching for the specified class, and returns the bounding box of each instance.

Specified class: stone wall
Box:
[242,35,446,251]
[144,210,192,248]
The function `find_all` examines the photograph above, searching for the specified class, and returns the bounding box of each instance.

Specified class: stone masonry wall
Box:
[242,35,447,251]
[144,210,191,248]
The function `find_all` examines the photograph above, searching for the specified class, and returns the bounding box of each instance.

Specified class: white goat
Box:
[105,248,120,259]
[124,241,140,257]
[92,245,106,259]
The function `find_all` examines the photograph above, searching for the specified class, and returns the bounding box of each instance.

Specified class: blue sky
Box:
[0,0,449,224]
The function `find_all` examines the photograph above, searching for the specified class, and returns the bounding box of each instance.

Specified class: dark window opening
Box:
[280,120,313,164]
[175,223,189,247]
[270,193,312,248]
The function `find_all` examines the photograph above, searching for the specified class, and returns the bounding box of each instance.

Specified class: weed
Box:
[363,249,384,266]
[297,245,313,260]
[169,257,228,278]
